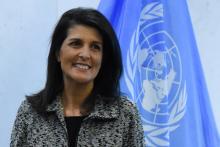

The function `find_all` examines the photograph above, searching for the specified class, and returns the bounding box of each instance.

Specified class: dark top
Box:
[65,116,87,147]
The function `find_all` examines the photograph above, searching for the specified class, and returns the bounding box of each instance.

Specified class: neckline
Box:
[64,115,88,118]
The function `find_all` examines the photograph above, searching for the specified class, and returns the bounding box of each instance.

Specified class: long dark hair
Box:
[27,8,123,113]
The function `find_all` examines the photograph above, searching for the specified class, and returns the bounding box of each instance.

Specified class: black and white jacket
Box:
[10,96,145,147]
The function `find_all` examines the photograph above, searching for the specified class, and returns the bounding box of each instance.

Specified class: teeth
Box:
[75,64,90,70]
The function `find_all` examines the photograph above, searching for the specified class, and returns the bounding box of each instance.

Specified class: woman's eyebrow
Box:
[68,38,81,41]
[92,41,103,45]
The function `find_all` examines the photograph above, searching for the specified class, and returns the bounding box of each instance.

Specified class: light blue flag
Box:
[98,0,220,147]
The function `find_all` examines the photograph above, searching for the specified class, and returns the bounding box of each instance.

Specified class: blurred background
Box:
[0,0,219,146]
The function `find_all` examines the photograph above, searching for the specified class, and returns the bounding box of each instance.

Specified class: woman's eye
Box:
[69,40,81,48]
[91,44,102,51]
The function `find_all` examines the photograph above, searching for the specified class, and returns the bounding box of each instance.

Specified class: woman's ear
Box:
[56,51,60,62]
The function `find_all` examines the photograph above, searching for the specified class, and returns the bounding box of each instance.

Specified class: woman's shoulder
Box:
[19,99,31,110]
[118,96,135,106]
[117,96,139,115]
[12,99,36,129]
[15,99,34,117]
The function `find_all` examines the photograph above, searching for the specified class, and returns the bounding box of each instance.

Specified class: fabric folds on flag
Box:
[98,0,220,146]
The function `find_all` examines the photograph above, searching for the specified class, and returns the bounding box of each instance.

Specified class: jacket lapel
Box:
[46,96,68,134]
[88,97,120,120]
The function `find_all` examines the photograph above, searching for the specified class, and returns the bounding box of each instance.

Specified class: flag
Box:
[98,0,220,146]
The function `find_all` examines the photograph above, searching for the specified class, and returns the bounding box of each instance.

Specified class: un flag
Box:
[98,0,220,146]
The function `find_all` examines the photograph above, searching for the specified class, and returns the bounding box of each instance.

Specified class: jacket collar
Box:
[46,96,67,134]
[89,96,119,119]
[46,95,120,119]
[46,96,63,113]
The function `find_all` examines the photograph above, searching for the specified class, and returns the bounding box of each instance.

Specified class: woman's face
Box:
[58,25,103,85]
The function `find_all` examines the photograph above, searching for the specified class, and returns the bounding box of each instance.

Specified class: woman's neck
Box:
[62,80,94,116]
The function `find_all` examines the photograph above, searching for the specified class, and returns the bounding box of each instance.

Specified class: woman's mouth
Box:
[73,63,91,70]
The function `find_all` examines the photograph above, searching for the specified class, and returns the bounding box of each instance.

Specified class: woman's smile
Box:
[72,63,91,70]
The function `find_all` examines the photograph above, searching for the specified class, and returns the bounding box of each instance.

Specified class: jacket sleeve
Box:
[10,100,29,147]
[123,101,145,147]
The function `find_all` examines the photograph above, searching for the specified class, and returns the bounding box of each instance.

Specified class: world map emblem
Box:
[124,2,187,146]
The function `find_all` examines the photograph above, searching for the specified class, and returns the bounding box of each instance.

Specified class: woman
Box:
[10,8,144,147]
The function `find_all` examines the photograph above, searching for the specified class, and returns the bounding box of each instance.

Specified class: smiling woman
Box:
[10,8,145,147]
[59,25,103,86]
[58,25,103,117]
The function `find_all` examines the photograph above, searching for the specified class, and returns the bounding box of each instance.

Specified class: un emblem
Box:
[124,2,187,146]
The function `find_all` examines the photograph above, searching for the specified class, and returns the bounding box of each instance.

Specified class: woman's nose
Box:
[78,46,90,60]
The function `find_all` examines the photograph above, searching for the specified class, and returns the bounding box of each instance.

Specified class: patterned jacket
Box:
[10,96,145,147]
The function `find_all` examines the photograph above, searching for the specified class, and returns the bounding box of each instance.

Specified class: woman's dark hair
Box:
[27,7,123,113]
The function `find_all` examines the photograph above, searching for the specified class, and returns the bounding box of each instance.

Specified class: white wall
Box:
[187,0,220,132]
[0,1,56,146]
[0,0,219,146]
